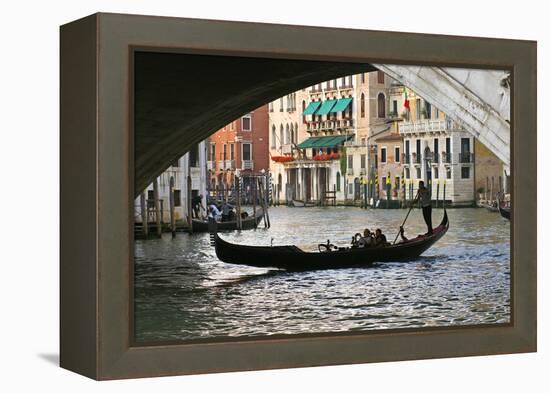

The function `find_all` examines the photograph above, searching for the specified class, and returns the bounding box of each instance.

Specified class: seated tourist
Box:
[374,228,389,247]
[357,228,375,248]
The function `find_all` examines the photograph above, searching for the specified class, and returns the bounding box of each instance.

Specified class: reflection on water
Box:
[134,207,510,343]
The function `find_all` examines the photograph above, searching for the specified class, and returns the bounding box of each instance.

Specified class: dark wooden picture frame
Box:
[60,12,536,380]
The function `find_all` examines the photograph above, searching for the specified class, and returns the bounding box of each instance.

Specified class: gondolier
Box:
[415,180,433,235]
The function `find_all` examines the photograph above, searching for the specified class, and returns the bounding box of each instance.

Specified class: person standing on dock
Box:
[415,180,433,235]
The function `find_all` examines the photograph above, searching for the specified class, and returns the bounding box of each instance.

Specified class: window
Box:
[211,144,216,161]
[242,143,252,161]
[189,144,199,167]
[348,183,353,195]
[172,159,179,167]
[336,172,341,191]
[268,102,274,112]
[395,177,400,188]
[348,76,353,87]
[341,77,346,87]
[377,93,386,118]
[425,101,432,119]
[434,108,440,118]
[360,93,365,118]
[392,100,398,116]
[416,98,422,120]
[461,137,471,153]
[360,154,366,169]
[461,166,470,179]
[382,177,387,187]
[230,143,235,160]
[434,138,439,156]
[434,167,439,179]
[380,148,387,163]
[395,147,400,162]
[348,154,353,169]
[279,97,284,112]
[377,71,385,84]
[279,126,284,149]
[416,167,421,178]
[173,190,181,207]
[271,126,276,149]
[241,113,252,131]
[446,167,452,179]
[361,73,365,83]
[405,167,410,179]
[222,144,227,160]
[416,139,421,155]
[405,140,410,155]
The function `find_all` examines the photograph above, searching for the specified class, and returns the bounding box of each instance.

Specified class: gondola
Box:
[192,209,264,232]
[291,199,316,207]
[211,210,449,271]
[499,204,511,220]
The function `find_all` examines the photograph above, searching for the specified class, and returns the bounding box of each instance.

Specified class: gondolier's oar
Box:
[393,193,417,244]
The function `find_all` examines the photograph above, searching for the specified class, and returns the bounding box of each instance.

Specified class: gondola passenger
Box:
[358,228,375,248]
[374,228,390,247]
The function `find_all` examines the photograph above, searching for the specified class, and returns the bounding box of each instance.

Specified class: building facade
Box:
[374,132,404,202]
[269,71,394,204]
[391,85,499,206]
[208,105,270,196]
[135,141,208,224]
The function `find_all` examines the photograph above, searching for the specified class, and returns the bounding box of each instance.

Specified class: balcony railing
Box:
[442,152,452,164]
[217,160,224,170]
[224,160,235,170]
[242,160,254,170]
[399,119,456,134]
[346,168,354,176]
[459,152,474,163]
[207,160,215,171]
[412,153,422,164]
[402,153,411,164]
[431,153,440,163]
[281,144,292,154]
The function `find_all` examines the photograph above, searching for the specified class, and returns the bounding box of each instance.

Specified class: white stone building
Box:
[135,141,208,224]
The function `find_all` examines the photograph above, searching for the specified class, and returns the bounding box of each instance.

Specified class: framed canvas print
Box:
[60,12,537,380]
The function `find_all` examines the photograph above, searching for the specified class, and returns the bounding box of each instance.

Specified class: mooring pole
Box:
[235,176,242,230]
[187,175,193,234]
[140,192,148,238]
[169,176,176,238]
[252,177,257,226]
[436,180,440,209]
[153,178,162,237]
[264,175,271,228]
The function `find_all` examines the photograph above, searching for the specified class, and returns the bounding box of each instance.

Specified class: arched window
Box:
[336,172,341,192]
[377,71,385,84]
[290,123,294,144]
[285,124,290,145]
[302,100,306,123]
[360,93,365,118]
[271,125,276,149]
[279,125,284,150]
[295,122,299,144]
[377,93,386,118]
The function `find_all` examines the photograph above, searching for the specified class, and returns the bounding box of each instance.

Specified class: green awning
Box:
[302,101,321,115]
[315,99,337,115]
[330,97,353,113]
[297,135,353,149]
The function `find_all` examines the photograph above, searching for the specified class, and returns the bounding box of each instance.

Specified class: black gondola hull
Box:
[213,210,449,270]
[192,210,264,232]
[499,205,511,220]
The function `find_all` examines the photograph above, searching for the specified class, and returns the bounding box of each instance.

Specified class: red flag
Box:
[404,88,410,111]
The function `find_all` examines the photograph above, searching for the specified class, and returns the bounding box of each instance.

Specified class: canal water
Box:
[134,207,510,344]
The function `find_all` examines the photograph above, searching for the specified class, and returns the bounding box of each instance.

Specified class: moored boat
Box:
[192,209,264,232]
[499,204,511,220]
[211,210,449,271]
[291,199,316,207]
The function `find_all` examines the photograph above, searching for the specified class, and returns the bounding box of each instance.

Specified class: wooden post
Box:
[264,175,271,228]
[252,177,257,226]
[187,175,193,234]
[153,178,162,237]
[169,176,176,238]
[235,176,242,230]
[140,192,148,238]
[436,181,440,208]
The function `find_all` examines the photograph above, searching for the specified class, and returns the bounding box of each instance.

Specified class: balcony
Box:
[442,152,452,164]
[359,168,367,175]
[412,153,422,165]
[207,160,215,171]
[431,153,440,163]
[459,152,474,163]
[281,144,293,154]
[242,160,254,170]
[224,160,235,170]
[402,153,411,164]
[217,160,224,170]
[399,119,457,135]
[346,168,354,176]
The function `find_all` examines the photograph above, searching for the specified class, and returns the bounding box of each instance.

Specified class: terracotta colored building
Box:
[375,132,404,200]
[207,105,269,192]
